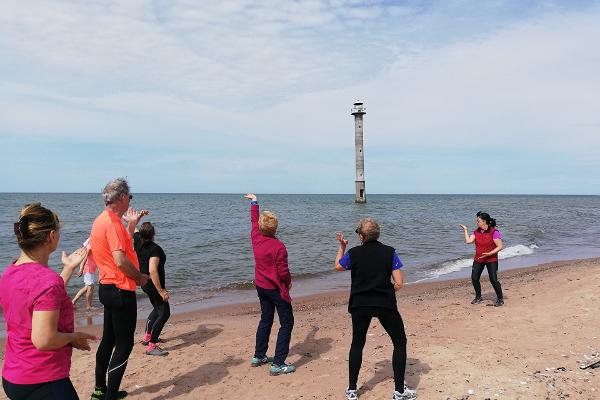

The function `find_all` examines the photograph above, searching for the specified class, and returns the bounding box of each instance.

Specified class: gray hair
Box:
[357,218,380,242]
[102,177,130,205]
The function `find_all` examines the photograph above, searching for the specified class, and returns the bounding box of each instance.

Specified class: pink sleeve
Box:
[33,283,65,311]
[250,204,260,243]
[276,246,291,286]
[493,230,502,240]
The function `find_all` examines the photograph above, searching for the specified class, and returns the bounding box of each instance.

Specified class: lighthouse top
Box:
[351,100,366,115]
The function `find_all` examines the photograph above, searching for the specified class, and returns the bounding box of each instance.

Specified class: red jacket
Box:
[250,204,292,303]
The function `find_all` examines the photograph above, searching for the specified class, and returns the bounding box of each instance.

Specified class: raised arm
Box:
[244,194,260,242]
[459,224,476,244]
[334,232,348,271]
[60,247,87,285]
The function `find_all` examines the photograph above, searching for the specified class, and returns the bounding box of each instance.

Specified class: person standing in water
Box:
[459,211,504,307]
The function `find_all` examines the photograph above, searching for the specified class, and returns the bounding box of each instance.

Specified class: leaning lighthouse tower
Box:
[351,100,366,203]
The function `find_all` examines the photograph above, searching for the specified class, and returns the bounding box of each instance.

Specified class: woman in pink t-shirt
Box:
[0,203,97,400]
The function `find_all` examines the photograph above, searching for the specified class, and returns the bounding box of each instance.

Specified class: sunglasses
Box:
[355,228,360,234]
[129,194,133,200]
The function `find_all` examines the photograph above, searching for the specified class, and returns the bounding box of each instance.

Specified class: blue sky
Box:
[1,0,599,194]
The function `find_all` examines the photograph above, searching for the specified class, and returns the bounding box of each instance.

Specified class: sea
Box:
[1,193,599,327]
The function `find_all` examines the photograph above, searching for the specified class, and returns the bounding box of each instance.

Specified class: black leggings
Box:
[349,307,407,393]
[95,284,137,400]
[471,260,503,300]
[2,377,78,400]
[142,283,171,343]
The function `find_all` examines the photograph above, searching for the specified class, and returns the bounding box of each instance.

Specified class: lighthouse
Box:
[351,100,366,203]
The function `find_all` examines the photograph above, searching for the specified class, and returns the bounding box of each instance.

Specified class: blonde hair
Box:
[259,211,278,236]
[13,203,60,251]
[357,218,380,242]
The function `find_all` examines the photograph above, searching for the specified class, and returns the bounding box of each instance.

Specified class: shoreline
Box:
[70,255,600,331]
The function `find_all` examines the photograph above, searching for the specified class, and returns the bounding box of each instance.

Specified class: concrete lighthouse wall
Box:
[352,102,366,203]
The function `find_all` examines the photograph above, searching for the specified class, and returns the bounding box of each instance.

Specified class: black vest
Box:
[348,241,397,312]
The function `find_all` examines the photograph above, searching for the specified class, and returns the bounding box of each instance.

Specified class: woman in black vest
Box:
[334,218,416,400]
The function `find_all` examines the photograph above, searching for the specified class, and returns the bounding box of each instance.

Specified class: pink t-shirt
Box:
[82,239,97,274]
[0,262,74,384]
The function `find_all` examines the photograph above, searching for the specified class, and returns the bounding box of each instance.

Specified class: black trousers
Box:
[471,260,503,300]
[142,283,171,343]
[349,307,407,393]
[2,377,78,400]
[95,284,137,400]
[254,286,294,366]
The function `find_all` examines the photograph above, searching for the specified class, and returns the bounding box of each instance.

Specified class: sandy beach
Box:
[2,258,600,399]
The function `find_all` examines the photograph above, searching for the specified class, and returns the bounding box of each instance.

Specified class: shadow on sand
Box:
[289,325,334,368]
[361,357,431,396]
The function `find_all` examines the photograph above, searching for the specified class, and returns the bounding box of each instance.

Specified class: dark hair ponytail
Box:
[476,211,497,228]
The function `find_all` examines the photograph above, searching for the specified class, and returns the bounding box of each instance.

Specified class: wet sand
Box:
[2,258,600,399]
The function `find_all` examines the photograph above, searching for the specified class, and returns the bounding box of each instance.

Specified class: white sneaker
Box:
[392,385,416,400]
[345,387,358,400]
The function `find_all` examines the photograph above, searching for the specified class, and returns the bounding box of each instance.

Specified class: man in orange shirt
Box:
[90,178,149,400]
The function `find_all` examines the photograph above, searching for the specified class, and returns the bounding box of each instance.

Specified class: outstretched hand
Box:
[459,224,468,231]
[123,208,149,225]
[243,193,257,202]
[62,247,87,270]
[336,232,348,247]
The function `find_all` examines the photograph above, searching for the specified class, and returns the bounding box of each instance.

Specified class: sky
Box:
[1,0,599,194]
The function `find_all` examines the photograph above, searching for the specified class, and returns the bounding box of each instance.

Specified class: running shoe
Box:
[141,332,152,346]
[251,355,274,367]
[494,299,504,307]
[145,342,169,356]
[392,385,417,399]
[269,363,296,375]
[90,387,128,399]
[345,387,359,400]
[470,297,483,304]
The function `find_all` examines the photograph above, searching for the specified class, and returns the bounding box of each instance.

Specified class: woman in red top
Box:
[459,211,504,306]
[244,194,295,376]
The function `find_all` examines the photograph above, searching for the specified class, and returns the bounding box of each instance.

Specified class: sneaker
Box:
[145,342,169,356]
[251,355,274,367]
[141,332,152,346]
[345,387,359,400]
[90,387,128,399]
[494,299,504,307]
[392,385,417,399]
[471,297,483,304]
[269,363,296,375]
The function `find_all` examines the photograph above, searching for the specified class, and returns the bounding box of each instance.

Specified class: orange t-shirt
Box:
[90,209,139,291]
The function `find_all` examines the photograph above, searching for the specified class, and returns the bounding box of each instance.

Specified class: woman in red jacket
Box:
[244,194,295,375]
[460,211,504,306]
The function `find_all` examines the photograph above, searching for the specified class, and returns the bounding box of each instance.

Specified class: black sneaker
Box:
[470,297,483,304]
[494,299,504,307]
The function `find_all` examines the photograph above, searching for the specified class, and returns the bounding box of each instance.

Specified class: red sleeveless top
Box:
[474,227,498,262]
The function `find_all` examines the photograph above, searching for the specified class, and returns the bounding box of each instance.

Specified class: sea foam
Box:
[426,244,537,279]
